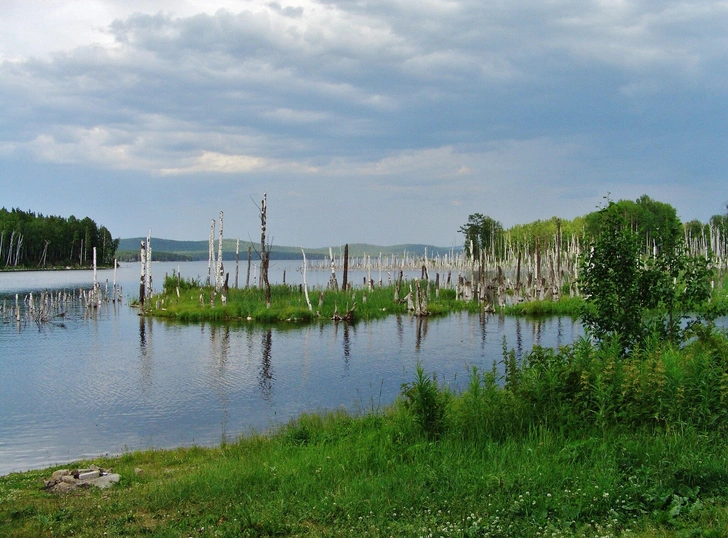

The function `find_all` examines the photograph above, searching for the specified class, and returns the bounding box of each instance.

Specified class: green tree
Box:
[584,195,681,254]
[459,213,504,260]
[580,204,646,351]
[581,201,714,351]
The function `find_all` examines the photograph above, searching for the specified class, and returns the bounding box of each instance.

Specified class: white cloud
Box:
[160,151,267,175]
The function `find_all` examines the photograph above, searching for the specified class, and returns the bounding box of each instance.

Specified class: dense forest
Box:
[0,207,119,269]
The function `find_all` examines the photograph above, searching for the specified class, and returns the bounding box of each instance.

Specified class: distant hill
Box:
[116,238,460,262]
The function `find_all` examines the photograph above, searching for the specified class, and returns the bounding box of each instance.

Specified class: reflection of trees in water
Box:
[415,317,428,351]
[208,324,231,441]
[556,317,563,347]
[139,316,147,354]
[515,317,523,357]
[342,323,351,369]
[138,316,153,392]
[479,311,489,349]
[396,315,403,345]
[532,318,542,347]
[258,329,274,400]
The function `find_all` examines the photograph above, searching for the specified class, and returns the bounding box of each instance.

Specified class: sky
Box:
[1,0,727,248]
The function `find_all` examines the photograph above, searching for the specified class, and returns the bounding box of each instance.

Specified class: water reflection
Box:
[415,317,428,351]
[1,299,588,476]
[259,329,274,400]
[342,323,351,369]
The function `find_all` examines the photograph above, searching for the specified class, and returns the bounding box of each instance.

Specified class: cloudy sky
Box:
[1,0,726,247]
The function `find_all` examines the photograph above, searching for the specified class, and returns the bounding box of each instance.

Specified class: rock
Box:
[86,473,120,489]
[44,467,120,494]
[51,469,71,479]
[78,470,100,481]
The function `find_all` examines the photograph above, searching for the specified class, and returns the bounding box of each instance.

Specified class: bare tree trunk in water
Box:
[139,240,146,308]
[260,193,271,308]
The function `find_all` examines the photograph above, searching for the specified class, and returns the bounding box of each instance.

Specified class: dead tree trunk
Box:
[342,243,349,291]
[235,239,240,288]
[328,247,338,290]
[301,247,312,311]
[260,193,271,308]
[145,231,152,300]
[38,240,50,268]
[5,231,14,266]
[139,240,146,308]
[216,211,224,291]
[246,246,252,288]
[207,219,215,286]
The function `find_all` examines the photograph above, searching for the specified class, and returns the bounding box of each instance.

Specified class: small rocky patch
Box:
[43,465,120,494]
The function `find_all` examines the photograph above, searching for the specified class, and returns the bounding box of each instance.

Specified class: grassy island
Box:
[141,275,483,323]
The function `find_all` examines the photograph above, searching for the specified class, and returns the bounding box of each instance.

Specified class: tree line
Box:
[0,207,119,269]
[460,194,728,263]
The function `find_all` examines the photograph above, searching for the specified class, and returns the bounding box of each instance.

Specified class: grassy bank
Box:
[3,329,728,537]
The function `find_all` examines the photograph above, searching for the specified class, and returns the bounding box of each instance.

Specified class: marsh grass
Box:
[4,329,728,536]
[502,296,584,317]
[147,278,477,323]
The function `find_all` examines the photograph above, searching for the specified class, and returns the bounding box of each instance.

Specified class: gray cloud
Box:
[1,0,727,245]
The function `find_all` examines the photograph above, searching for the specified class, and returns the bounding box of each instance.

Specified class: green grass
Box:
[145,278,480,323]
[502,296,584,317]
[4,329,728,537]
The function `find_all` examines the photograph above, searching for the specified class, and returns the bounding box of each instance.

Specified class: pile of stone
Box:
[43,465,120,494]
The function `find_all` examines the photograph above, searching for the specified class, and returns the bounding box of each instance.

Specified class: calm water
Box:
[0,261,582,476]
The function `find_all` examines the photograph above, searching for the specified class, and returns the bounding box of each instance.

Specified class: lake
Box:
[0,261,583,476]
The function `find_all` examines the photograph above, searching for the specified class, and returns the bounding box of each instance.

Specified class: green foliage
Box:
[580,201,714,350]
[509,215,586,255]
[400,363,449,439]
[0,207,119,268]
[458,213,505,259]
[580,203,647,350]
[584,194,682,253]
[503,296,583,317]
